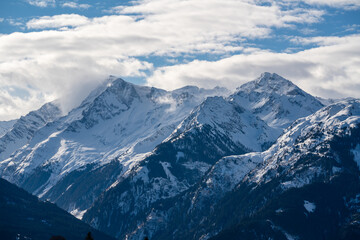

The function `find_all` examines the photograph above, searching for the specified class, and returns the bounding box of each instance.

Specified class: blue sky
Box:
[0,0,359,120]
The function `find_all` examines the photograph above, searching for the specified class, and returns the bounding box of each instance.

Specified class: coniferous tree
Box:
[85,232,94,240]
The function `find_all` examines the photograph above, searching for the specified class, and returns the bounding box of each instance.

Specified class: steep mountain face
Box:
[0,102,62,160]
[0,119,16,137]
[230,72,324,130]
[82,74,324,239]
[206,100,360,240]
[0,77,228,217]
[83,94,277,239]
[142,99,360,240]
[0,177,115,240]
[169,96,276,152]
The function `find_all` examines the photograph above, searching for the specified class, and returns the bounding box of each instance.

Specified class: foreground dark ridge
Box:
[0,178,115,240]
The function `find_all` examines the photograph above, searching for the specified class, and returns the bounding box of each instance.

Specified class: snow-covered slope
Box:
[0,73,332,240]
[195,99,360,214]
[0,77,228,214]
[148,99,360,240]
[246,99,360,186]
[230,72,324,130]
[0,119,16,137]
[82,73,326,239]
[0,102,62,161]
[83,93,279,238]
[169,96,277,152]
[205,99,360,240]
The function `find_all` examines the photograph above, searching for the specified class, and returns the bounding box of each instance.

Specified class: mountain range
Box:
[0,72,359,240]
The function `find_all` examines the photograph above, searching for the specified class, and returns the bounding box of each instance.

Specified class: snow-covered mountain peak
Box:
[168,95,276,152]
[0,101,62,160]
[75,78,229,122]
[73,76,148,115]
[258,72,286,82]
[177,96,232,129]
[37,101,63,118]
[77,76,119,108]
[69,78,170,130]
[230,73,324,129]
[0,76,234,212]
[99,78,140,102]
[172,85,200,94]
[238,72,300,96]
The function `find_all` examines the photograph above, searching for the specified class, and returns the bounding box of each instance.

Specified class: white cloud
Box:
[8,18,23,27]
[26,0,56,8]
[115,0,324,42]
[298,0,360,9]
[343,24,360,33]
[20,0,325,55]
[62,2,91,9]
[291,34,358,46]
[276,0,360,9]
[26,14,90,29]
[299,27,318,35]
[0,53,153,120]
[147,34,360,99]
[0,87,52,121]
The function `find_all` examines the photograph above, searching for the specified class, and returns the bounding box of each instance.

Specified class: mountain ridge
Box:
[1,72,357,240]
[117,99,360,240]
[81,73,326,239]
[0,76,230,217]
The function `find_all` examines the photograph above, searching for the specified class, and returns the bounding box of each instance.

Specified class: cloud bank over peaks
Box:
[146,34,360,99]
[0,0,358,120]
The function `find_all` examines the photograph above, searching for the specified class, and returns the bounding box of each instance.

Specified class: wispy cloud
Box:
[290,34,358,46]
[62,2,91,9]
[299,28,318,35]
[343,24,360,33]
[26,0,56,8]
[8,18,24,27]
[297,0,360,9]
[26,14,89,29]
